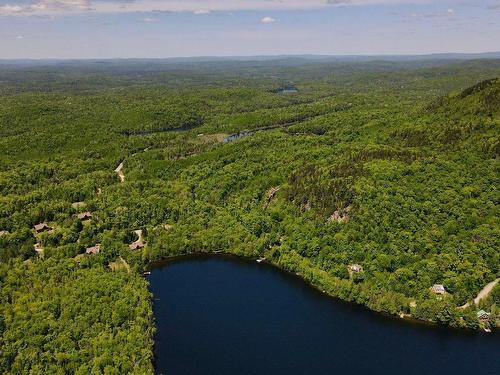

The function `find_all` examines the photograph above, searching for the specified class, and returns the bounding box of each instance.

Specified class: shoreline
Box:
[145,251,495,334]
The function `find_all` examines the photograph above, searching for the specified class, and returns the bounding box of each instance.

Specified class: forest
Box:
[0,57,499,373]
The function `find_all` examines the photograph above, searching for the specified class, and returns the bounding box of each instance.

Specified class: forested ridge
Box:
[0,59,499,373]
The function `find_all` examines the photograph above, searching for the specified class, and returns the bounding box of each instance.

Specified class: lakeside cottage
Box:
[431,284,446,294]
[33,223,52,234]
[476,310,491,321]
[77,211,93,221]
[349,264,363,273]
[86,245,100,255]
[129,241,145,250]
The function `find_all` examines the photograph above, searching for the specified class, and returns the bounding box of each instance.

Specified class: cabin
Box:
[476,310,491,321]
[431,284,446,294]
[349,264,363,273]
[86,245,100,255]
[77,211,93,221]
[129,241,145,250]
[33,223,52,234]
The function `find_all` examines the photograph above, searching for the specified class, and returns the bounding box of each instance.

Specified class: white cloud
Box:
[410,7,459,21]
[16,35,24,39]
[0,0,90,15]
[261,16,275,24]
[193,9,210,15]
[0,4,24,13]
[0,1,442,17]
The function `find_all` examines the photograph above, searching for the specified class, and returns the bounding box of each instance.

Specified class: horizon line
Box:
[1,51,500,62]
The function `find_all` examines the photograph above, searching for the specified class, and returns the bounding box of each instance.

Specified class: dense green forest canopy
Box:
[0,58,499,373]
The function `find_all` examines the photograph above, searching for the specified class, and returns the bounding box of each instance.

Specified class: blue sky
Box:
[0,0,499,58]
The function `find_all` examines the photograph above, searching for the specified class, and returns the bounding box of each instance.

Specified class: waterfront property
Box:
[477,310,491,321]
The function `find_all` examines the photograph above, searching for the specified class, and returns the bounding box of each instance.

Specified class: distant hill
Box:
[429,78,500,116]
[1,52,500,65]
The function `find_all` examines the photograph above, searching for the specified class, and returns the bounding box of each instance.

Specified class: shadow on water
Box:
[148,254,500,375]
[121,121,203,136]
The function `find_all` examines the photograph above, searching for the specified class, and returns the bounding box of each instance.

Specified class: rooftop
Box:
[477,310,490,318]
[86,245,100,255]
[33,223,52,232]
[349,264,363,272]
[431,284,446,294]
[77,211,93,220]
[129,241,145,250]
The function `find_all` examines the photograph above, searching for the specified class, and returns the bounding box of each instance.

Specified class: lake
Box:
[148,255,500,375]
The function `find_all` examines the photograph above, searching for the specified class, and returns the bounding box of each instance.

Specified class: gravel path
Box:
[460,277,499,308]
[114,162,125,182]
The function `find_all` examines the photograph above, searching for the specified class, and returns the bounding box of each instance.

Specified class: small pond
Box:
[223,131,250,143]
[277,88,299,94]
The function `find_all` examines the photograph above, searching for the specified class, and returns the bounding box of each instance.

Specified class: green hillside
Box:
[0,61,499,373]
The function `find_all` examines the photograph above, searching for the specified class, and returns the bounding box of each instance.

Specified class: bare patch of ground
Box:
[109,256,131,272]
[114,162,125,182]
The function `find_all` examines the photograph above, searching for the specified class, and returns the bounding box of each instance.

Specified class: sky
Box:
[0,0,499,58]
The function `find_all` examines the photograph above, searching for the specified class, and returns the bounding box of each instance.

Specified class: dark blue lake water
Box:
[148,255,500,375]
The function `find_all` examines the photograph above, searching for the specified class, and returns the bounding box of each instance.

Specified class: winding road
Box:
[460,277,499,308]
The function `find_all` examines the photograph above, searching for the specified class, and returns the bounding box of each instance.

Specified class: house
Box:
[33,223,52,234]
[129,241,145,250]
[86,245,100,255]
[349,264,363,273]
[431,284,446,294]
[77,211,93,221]
[477,310,491,321]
